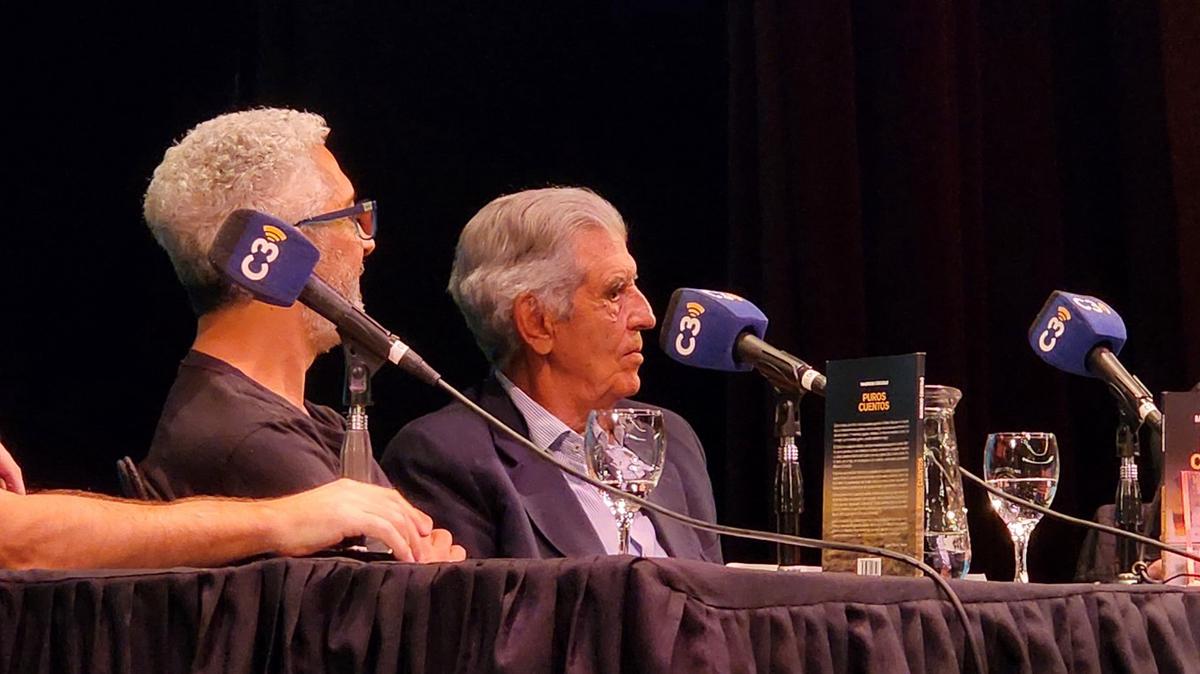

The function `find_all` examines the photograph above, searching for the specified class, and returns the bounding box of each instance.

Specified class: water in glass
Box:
[585,408,667,555]
[984,432,1059,583]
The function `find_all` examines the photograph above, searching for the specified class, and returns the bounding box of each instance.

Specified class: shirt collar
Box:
[494,369,583,459]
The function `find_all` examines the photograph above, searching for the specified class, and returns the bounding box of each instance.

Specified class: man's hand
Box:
[0,441,25,495]
[264,479,466,562]
[426,527,467,563]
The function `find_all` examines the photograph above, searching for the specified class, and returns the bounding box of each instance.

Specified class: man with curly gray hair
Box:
[136,109,451,557]
[381,187,722,563]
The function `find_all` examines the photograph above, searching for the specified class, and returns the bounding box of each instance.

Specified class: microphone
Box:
[659,288,826,395]
[208,209,441,385]
[1028,290,1162,430]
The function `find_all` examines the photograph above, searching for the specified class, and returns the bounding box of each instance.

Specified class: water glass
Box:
[983,432,1059,582]
[584,408,667,555]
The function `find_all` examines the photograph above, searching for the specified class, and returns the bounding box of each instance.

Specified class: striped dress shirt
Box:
[494,370,667,557]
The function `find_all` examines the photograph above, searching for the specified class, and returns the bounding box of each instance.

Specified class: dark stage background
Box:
[1,1,1196,582]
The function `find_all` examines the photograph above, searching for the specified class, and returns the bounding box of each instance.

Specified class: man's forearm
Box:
[0,491,281,570]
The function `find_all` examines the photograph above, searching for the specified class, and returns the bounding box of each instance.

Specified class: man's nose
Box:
[362,237,376,257]
[629,287,656,330]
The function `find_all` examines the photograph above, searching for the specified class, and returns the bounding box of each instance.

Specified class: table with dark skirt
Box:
[1,555,1197,673]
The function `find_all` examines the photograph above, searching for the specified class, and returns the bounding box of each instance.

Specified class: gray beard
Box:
[303,263,365,355]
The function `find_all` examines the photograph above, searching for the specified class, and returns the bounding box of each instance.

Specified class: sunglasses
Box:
[295,199,377,240]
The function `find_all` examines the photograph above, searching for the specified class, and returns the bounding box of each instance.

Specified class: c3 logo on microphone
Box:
[1037,306,1072,352]
[1071,296,1113,315]
[240,225,288,281]
[674,302,706,357]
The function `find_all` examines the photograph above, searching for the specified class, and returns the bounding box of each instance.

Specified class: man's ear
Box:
[512,293,555,356]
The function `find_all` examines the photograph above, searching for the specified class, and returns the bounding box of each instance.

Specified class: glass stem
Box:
[1011,529,1031,583]
[617,517,632,555]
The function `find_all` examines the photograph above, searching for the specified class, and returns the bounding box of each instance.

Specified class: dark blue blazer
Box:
[381,376,723,562]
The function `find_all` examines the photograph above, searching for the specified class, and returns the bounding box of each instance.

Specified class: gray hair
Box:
[144,108,335,314]
[449,187,628,364]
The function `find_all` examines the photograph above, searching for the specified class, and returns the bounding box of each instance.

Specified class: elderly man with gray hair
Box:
[381,187,722,562]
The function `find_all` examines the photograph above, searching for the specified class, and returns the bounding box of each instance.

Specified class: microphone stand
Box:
[1114,405,1144,583]
[338,337,385,552]
[773,389,805,567]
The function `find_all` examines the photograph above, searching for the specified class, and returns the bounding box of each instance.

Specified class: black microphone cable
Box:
[955,464,1200,565]
[921,451,1200,570]
[1133,561,1200,586]
[434,379,987,674]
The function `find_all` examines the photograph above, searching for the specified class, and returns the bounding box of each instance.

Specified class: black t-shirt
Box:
[140,350,390,499]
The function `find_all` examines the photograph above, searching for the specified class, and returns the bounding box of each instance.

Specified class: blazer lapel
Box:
[477,377,606,557]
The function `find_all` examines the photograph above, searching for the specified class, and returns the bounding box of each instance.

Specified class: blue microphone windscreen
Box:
[1028,290,1127,377]
[208,210,320,307]
[659,288,768,372]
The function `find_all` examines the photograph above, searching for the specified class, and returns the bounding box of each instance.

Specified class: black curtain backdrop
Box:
[1,1,1195,582]
[726,0,1200,578]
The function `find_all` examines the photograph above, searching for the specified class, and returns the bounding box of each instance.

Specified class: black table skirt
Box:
[1,556,1198,673]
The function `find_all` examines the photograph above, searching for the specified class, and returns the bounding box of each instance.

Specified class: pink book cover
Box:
[1160,391,1200,585]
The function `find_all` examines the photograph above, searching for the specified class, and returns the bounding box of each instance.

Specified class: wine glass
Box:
[584,408,667,555]
[983,432,1060,583]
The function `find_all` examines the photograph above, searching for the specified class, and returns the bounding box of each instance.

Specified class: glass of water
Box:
[984,432,1059,583]
[584,408,666,555]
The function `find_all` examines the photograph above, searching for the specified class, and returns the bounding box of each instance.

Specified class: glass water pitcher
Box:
[923,385,972,578]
